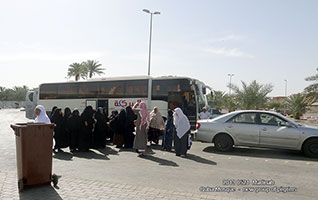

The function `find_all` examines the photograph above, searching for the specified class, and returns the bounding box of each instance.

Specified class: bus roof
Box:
[88,75,197,81]
[41,75,210,88]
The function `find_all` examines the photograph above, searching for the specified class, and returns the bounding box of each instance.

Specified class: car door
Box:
[258,113,301,149]
[224,112,260,145]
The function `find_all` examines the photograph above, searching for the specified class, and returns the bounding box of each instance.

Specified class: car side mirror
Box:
[286,122,294,128]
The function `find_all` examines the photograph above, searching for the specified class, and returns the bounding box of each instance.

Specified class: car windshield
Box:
[273,112,298,127]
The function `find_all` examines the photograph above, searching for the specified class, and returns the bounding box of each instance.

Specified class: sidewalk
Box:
[0,170,240,200]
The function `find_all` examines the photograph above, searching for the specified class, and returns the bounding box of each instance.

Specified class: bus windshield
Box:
[195,82,208,111]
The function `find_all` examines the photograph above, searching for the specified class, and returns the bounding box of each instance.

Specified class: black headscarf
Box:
[81,106,94,129]
[126,106,137,122]
[94,107,105,121]
[51,108,63,124]
[115,109,126,134]
[166,109,174,128]
[64,107,72,119]
[72,109,80,117]
[50,106,58,120]
[110,110,119,120]
[68,109,81,131]
[81,106,94,119]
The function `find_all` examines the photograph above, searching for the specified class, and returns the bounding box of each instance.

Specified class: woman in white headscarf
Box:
[173,107,191,157]
[34,105,55,149]
[35,105,51,124]
[148,107,164,145]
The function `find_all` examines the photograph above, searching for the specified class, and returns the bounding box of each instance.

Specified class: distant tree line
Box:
[0,86,29,101]
[207,68,318,119]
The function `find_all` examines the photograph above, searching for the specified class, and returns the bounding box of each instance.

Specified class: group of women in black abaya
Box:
[50,106,106,152]
[110,107,137,148]
[50,105,138,152]
[49,104,190,157]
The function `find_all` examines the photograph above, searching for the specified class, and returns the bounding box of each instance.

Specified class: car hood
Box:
[297,125,318,135]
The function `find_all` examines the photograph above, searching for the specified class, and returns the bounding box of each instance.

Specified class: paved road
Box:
[0,109,317,200]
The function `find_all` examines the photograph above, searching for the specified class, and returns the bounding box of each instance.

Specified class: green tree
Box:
[67,63,87,81]
[0,88,15,101]
[230,80,273,110]
[83,60,105,79]
[0,86,29,101]
[285,94,307,119]
[0,86,5,100]
[223,94,238,112]
[267,100,284,112]
[304,68,318,104]
[207,90,225,112]
[13,86,29,101]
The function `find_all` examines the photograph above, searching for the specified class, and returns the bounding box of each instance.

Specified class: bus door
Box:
[97,99,108,115]
[168,91,196,130]
[86,100,97,110]
[25,91,36,119]
[168,92,182,111]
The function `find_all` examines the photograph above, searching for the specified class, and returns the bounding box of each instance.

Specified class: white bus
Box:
[26,76,212,130]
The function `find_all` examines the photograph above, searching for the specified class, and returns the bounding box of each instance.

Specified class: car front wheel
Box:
[214,134,234,152]
[303,138,318,158]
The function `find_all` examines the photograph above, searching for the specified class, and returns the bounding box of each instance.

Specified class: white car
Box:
[195,110,318,158]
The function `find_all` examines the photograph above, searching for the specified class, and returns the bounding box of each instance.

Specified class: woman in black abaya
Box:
[61,107,71,149]
[51,108,63,152]
[112,109,126,148]
[124,106,137,148]
[68,109,81,152]
[79,106,94,152]
[94,107,108,149]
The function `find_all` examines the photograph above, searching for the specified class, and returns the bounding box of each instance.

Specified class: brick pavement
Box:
[0,170,240,200]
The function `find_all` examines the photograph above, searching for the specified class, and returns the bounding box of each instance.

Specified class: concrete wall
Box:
[0,101,26,109]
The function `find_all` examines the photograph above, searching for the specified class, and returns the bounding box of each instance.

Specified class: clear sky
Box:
[0,0,317,96]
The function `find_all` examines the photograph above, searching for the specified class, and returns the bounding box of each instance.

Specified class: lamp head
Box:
[143,9,150,13]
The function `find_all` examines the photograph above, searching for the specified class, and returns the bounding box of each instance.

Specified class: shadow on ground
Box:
[19,185,62,200]
[149,144,217,165]
[53,146,120,161]
[96,146,119,156]
[203,145,318,162]
[72,150,110,160]
[53,151,73,161]
[185,153,217,165]
[140,155,179,167]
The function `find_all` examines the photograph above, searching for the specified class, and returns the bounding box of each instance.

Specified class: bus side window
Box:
[40,84,58,99]
[124,80,148,98]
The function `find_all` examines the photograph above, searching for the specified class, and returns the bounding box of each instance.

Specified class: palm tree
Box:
[0,86,5,100]
[230,80,273,110]
[83,60,105,79]
[304,68,318,104]
[285,94,307,119]
[67,63,86,81]
[207,90,227,112]
[13,86,29,101]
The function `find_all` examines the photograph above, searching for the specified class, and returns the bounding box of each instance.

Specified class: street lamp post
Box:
[228,74,235,95]
[284,79,288,97]
[143,9,160,110]
[284,79,288,115]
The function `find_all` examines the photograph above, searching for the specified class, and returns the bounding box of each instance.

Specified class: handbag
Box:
[188,134,192,150]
